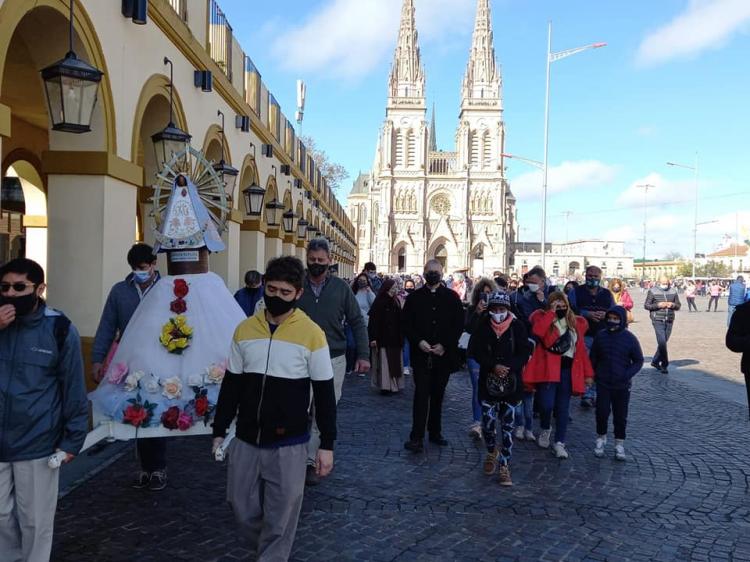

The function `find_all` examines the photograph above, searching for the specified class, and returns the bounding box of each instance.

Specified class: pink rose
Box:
[177,411,193,431]
[107,362,128,385]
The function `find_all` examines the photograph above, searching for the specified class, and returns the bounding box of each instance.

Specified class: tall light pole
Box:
[541,23,606,269]
[636,183,654,281]
[667,153,699,278]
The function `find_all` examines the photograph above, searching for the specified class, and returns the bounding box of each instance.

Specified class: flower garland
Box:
[123,393,157,428]
[170,279,189,313]
[159,315,193,354]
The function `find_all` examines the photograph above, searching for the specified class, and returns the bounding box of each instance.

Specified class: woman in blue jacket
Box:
[590,306,644,461]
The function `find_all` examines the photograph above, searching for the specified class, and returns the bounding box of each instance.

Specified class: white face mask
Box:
[660,284,669,291]
[526,283,539,293]
[490,311,508,323]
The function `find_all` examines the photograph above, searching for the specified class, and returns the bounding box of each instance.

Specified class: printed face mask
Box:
[586,278,601,288]
[490,311,508,323]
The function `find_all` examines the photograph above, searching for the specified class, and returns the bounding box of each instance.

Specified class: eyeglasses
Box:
[0,282,37,293]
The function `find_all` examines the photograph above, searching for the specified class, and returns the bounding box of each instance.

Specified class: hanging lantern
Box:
[213,159,239,197]
[152,57,191,169]
[265,199,285,227]
[242,183,266,216]
[297,219,309,240]
[282,209,297,235]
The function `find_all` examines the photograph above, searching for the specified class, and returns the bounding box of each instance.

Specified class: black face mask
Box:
[2,293,38,317]
[308,263,328,278]
[405,288,415,294]
[607,320,620,331]
[424,271,442,286]
[264,294,296,317]
[555,308,568,320]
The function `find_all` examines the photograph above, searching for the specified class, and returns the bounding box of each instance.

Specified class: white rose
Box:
[123,370,145,392]
[206,364,226,384]
[162,376,183,400]
[142,374,160,394]
[187,373,204,387]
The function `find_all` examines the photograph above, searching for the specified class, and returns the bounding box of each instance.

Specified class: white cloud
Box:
[509,160,618,201]
[636,0,750,67]
[271,0,474,79]
[615,173,697,208]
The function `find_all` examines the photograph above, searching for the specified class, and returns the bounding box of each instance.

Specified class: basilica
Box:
[347,0,517,276]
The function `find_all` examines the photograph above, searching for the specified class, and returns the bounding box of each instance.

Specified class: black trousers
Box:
[137,437,167,472]
[744,371,750,419]
[595,385,630,439]
[707,296,720,311]
[410,361,450,441]
[687,297,697,312]
[652,321,673,368]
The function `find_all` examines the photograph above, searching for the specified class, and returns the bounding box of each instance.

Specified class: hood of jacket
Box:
[607,305,628,332]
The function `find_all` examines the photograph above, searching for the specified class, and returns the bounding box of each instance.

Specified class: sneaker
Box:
[538,429,551,449]
[467,423,482,441]
[594,435,607,458]
[131,471,151,489]
[580,398,593,408]
[305,464,321,486]
[403,439,424,453]
[513,426,525,440]
[553,442,569,459]
[497,465,513,487]
[524,430,536,442]
[148,470,167,491]
[403,366,412,376]
[483,450,498,475]
[614,440,626,461]
[428,435,449,446]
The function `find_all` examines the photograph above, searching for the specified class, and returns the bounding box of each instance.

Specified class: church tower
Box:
[457,0,505,172]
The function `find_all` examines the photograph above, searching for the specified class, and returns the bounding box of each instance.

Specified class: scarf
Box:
[490,314,513,337]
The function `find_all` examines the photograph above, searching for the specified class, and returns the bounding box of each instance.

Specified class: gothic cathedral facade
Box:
[347,0,517,276]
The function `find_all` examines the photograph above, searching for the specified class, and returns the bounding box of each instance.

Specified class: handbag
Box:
[458,331,471,350]
[484,324,518,399]
[547,329,572,355]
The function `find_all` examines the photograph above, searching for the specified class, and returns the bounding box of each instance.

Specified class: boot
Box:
[497,464,513,486]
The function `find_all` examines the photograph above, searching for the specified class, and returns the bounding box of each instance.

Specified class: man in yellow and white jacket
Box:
[213,256,336,561]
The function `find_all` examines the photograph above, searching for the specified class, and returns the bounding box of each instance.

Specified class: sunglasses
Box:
[0,282,37,293]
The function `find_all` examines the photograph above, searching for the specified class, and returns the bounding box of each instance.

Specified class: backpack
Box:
[52,313,71,360]
[485,323,518,400]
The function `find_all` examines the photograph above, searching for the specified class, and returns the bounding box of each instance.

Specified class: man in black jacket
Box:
[726,300,750,419]
[403,259,465,452]
[644,275,681,374]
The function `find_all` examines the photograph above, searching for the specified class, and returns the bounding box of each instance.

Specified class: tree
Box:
[300,135,349,194]
[676,260,732,278]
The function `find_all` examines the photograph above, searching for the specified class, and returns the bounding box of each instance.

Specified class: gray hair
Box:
[306,237,330,256]
[424,259,443,272]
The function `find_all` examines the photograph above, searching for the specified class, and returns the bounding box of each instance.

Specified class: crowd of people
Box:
[2,240,750,561]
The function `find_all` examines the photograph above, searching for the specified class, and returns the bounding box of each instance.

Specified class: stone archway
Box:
[2,159,47,269]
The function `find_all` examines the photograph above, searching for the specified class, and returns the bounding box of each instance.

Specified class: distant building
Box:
[513,240,634,279]
[700,244,749,274]
[633,260,683,280]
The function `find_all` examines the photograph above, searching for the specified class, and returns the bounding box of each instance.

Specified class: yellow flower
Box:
[167,341,177,352]
[182,326,193,336]
[174,338,188,349]
[174,315,187,327]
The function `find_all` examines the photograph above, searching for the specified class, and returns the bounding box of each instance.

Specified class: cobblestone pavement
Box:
[53,293,750,562]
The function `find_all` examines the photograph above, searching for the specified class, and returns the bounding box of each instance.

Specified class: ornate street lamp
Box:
[265,199,284,227]
[241,143,265,216]
[151,57,192,169]
[297,219,309,240]
[214,110,239,197]
[282,209,296,235]
[41,0,104,133]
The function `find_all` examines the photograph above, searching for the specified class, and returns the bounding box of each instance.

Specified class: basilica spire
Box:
[461,0,501,108]
[388,0,425,103]
[429,103,438,152]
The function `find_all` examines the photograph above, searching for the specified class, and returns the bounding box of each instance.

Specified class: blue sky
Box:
[219,0,750,260]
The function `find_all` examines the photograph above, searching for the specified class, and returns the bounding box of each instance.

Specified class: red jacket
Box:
[523,309,594,395]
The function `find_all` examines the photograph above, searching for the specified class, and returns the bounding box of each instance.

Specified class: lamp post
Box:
[214,110,239,197]
[636,184,654,281]
[41,0,104,133]
[151,57,192,169]
[541,23,606,268]
[667,153,699,278]
[241,143,265,216]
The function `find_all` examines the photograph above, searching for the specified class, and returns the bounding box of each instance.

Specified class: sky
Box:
[218,0,750,261]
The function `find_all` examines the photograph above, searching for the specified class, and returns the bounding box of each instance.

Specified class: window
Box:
[470,131,479,166]
[244,57,261,115]
[269,94,281,140]
[209,0,233,82]
[407,129,416,167]
[394,129,404,167]
[168,0,187,21]
[482,130,492,169]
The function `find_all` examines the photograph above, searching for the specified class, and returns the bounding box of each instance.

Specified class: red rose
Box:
[123,404,148,427]
[195,395,209,417]
[160,406,180,430]
[174,280,189,298]
[170,298,187,314]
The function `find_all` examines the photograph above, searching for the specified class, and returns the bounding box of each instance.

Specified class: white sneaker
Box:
[594,435,607,458]
[403,366,412,376]
[524,430,536,442]
[513,426,525,440]
[614,440,626,461]
[538,429,551,449]
[553,442,569,459]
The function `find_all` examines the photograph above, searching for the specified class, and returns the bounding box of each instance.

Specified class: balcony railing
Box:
[168,0,187,21]
[209,0,233,82]
[428,151,458,175]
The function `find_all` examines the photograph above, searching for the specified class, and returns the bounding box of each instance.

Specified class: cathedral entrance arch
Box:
[434,245,447,270]
[471,243,485,278]
[568,261,581,276]
[391,242,408,273]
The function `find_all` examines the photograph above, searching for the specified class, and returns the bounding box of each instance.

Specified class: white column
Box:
[47,174,137,337]
[240,230,266,273]
[265,232,283,263]
[282,242,296,257]
[210,222,241,292]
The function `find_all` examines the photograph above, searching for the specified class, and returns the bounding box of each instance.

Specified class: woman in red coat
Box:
[525,291,594,459]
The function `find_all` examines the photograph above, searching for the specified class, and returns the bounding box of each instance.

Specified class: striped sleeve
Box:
[309,343,334,381]
[227,334,245,374]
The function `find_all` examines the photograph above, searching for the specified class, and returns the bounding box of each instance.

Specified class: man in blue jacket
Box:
[0,258,88,562]
[590,306,644,461]
[728,276,746,327]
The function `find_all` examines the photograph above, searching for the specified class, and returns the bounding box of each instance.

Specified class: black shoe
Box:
[580,398,593,408]
[660,366,669,374]
[305,465,321,486]
[428,435,449,446]
[132,471,151,489]
[403,439,424,453]
[148,470,167,491]
[650,361,660,370]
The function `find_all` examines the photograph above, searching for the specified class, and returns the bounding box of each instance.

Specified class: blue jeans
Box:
[466,357,482,424]
[728,305,737,327]
[345,324,356,373]
[582,335,596,402]
[537,365,573,443]
[403,340,411,369]
[514,392,534,431]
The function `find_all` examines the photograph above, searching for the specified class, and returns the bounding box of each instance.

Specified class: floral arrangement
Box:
[189,386,214,426]
[159,315,193,354]
[123,393,157,428]
[170,279,189,314]
[160,406,193,431]
[161,376,183,399]
[206,361,227,384]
